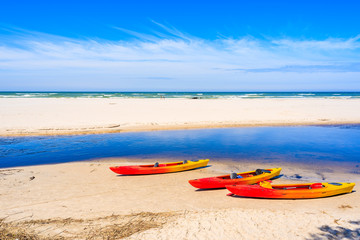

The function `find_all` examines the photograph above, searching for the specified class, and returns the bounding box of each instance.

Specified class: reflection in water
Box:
[0,125,360,168]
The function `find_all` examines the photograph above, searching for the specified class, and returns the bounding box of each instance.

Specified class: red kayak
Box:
[188,168,281,189]
[226,181,355,199]
[110,159,209,175]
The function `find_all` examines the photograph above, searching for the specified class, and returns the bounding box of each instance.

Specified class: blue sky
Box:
[0,0,360,91]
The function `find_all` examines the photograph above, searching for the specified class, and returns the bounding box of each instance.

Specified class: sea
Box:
[1,91,360,99]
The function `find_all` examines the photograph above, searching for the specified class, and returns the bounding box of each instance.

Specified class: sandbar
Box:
[1,98,360,136]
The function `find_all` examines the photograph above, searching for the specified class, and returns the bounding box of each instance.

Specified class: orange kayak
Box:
[110,159,209,175]
[226,182,355,199]
[189,168,281,189]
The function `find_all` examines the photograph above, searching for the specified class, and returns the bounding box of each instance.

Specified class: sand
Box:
[0,158,359,239]
[1,98,360,136]
[1,97,360,239]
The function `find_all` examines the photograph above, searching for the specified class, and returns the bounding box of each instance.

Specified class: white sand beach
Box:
[1,98,360,136]
[1,98,360,239]
[0,159,359,239]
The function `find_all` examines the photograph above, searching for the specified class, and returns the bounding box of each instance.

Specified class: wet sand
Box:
[0,158,359,239]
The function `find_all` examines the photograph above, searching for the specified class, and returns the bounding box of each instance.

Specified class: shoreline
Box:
[1,97,360,137]
[2,121,360,137]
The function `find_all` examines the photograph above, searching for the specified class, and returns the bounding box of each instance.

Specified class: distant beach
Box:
[1,92,360,136]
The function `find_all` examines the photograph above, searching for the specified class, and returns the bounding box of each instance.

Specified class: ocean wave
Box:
[0,92,359,99]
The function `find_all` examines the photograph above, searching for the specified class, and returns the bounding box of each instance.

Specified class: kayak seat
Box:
[309,183,323,189]
[154,162,159,167]
[230,172,237,179]
[183,160,188,164]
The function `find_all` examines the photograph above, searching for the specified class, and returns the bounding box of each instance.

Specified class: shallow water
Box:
[1,125,360,168]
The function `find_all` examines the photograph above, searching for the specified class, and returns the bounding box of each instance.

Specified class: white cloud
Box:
[0,26,360,91]
[273,35,360,50]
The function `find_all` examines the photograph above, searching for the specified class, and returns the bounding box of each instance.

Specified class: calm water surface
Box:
[1,125,360,168]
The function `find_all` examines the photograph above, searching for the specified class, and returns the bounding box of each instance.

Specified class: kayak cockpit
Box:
[271,183,325,190]
[221,169,272,179]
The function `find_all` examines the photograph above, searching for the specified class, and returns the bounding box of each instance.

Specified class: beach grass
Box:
[0,212,177,240]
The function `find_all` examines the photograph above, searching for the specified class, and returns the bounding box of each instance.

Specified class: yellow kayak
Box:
[189,168,281,189]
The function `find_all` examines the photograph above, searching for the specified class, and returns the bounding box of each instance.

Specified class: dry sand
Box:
[0,158,359,239]
[1,98,360,136]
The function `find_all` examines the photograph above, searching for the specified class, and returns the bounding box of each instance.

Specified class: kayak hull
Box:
[226,182,355,199]
[110,159,209,175]
[188,168,281,189]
